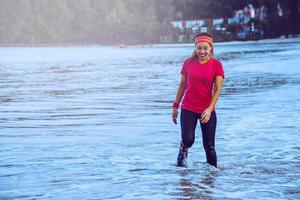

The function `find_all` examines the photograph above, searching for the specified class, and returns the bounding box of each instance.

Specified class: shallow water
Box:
[0,42,300,200]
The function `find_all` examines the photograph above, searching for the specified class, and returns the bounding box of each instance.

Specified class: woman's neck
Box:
[199,56,211,64]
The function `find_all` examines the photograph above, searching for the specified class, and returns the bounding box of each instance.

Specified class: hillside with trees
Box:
[0,0,299,45]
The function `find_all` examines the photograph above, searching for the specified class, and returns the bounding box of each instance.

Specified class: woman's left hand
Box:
[200,108,212,123]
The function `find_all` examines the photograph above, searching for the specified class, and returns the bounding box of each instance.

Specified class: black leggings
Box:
[180,109,217,167]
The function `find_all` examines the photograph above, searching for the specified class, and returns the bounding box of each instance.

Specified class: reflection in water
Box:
[218,49,285,61]
[175,167,217,200]
[200,171,216,188]
[223,73,288,95]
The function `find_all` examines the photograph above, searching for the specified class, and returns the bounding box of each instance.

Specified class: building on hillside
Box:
[168,4,268,43]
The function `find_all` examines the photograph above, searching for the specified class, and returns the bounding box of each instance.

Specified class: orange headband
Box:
[195,36,213,46]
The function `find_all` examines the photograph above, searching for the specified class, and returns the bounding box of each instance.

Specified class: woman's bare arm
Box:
[172,75,187,124]
[174,75,187,104]
[208,76,224,111]
[201,76,224,123]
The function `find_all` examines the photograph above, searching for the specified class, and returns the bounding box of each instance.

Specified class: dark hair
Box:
[190,32,214,61]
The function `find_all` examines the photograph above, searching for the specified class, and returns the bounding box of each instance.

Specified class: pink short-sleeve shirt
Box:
[180,57,224,113]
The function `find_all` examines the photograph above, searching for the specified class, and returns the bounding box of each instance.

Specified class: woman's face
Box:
[195,42,211,60]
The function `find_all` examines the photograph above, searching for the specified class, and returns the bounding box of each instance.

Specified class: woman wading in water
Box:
[172,33,224,168]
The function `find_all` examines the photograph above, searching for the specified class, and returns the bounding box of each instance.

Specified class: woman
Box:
[172,33,224,168]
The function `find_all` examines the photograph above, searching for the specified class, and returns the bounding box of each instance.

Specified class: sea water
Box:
[0,42,299,199]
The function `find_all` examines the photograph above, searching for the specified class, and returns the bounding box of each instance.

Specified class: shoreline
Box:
[1,37,300,48]
[131,37,300,48]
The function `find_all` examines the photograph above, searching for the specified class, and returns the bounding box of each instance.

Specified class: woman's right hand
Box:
[172,108,178,124]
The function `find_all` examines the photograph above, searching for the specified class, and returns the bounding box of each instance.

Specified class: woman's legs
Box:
[177,109,218,168]
[200,111,217,167]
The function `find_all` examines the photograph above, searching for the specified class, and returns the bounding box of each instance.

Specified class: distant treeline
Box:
[0,0,299,45]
